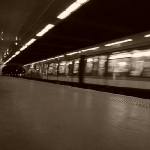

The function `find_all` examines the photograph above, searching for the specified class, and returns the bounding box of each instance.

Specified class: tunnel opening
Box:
[2,65,26,77]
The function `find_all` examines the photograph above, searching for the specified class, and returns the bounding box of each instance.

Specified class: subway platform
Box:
[0,76,150,150]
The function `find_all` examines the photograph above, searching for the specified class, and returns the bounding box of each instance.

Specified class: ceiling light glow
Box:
[20,45,27,51]
[36,24,55,36]
[66,2,81,13]
[47,58,55,60]
[144,34,150,37]
[57,11,71,19]
[55,55,64,58]
[57,0,89,20]
[19,39,36,51]
[66,52,78,55]
[82,47,99,52]
[15,51,20,55]
[76,0,89,4]
[105,39,133,46]
[26,39,36,46]
[12,55,16,58]
[41,60,47,62]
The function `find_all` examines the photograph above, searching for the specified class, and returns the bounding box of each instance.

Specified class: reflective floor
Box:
[0,77,150,150]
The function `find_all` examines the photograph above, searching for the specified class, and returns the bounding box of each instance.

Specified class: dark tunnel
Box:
[2,65,25,77]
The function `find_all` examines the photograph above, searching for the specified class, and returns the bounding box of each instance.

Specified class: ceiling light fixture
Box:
[105,39,133,46]
[36,24,55,37]
[12,55,16,58]
[81,47,99,52]
[20,38,36,51]
[57,11,71,19]
[47,58,55,60]
[144,34,150,37]
[57,0,89,19]
[55,55,64,59]
[66,52,79,55]
[77,0,89,4]
[20,45,27,51]
[15,51,20,55]
[66,2,81,13]
[41,60,47,62]
[26,39,36,46]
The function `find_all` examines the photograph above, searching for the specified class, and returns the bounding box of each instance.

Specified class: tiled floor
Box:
[0,76,150,150]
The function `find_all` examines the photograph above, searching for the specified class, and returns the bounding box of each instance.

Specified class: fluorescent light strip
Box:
[36,24,55,37]
[15,51,20,55]
[20,38,36,51]
[77,0,89,4]
[12,55,16,58]
[48,58,54,60]
[57,1,89,19]
[41,60,47,62]
[66,52,78,55]
[55,55,64,58]
[26,39,36,46]
[20,45,27,51]
[57,11,71,19]
[82,47,99,52]
[66,2,81,13]
[144,34,150,37]
[105,39,133,46]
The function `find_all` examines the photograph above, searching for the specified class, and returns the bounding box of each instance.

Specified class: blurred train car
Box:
[24,31,150,98]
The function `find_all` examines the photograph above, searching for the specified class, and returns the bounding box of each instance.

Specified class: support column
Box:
[79,55,86,85]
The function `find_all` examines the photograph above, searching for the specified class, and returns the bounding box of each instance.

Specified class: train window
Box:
[73,59,79,74]
[93,57,99,76]
[130,50,150,77]
[53,63,58,75]
[85,58,93,74]
[85,56,107,76]
[65,61,73,76]
[98,56,107,76]
[42,63,48,75]
[59,61,66,74]
[108,50,150,77]
[109,52,131,59]
[35,64,41,77]
[108,52,131,77]
[48,63,54,74]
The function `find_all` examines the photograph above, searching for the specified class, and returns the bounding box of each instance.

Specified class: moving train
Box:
[24,31,150,98]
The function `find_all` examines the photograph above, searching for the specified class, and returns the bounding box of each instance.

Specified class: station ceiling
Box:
[2,0,150,65]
